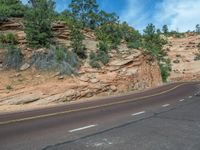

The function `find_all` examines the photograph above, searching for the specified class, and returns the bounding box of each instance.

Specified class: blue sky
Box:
[21,0,200,32]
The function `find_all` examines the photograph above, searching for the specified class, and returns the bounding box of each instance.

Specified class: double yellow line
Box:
[0,83,184,126]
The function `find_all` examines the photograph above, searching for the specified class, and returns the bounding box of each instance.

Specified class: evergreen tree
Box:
[69,21,87,59]
[196,24,200,34]
[23,0,55,48]
[162,25,169,35]
[0,0,25,20]
[143,24,171,82]
[69,0,99,29]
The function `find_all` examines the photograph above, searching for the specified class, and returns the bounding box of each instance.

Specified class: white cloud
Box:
[120,0,149,31]
[121,0,200,32]
[154,0,200,32]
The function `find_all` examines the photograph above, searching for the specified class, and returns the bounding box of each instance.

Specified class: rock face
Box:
[166,35,200,81]
[0,18,162,111]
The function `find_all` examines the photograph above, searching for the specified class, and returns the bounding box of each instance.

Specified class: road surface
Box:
[0,82,199,150]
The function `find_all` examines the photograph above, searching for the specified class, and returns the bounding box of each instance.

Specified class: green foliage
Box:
[0,0,26,21]
[196,24,200,34]
[0,32,17,45]
[69,21,87,59]
[194,53,200,61]
[23,0,55,48]
[162,25,169,35]
[95,23,122,49]
[3,45,23,69]
[69,0,99,29]
[159,59,171,82]
[97,10,119,26]
[6,85,13,90]
[89,42,109,68]
[32,45,78,74]
[127,41,140,49]
[143,24,171,82]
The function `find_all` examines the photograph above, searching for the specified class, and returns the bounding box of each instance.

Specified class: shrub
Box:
[69,22,87,59]
[127,41,140,49]
[97,41,109,53]
[89,59,101,69]
[0,0,26,19]
[32,46,78,74]
[194,53,200,61]
[97,51,109,65]
[95,23,122,49]
[3,45,23,69]
[23,0,55,48]
[6,85,13,90]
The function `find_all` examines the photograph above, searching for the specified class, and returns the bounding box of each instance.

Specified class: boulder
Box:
[20,63,30,71]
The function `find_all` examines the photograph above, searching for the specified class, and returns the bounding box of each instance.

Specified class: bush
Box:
[127,41,140,49]
[97,41,109,53]
[23,0,55,48]
[194,53,200,61]
[89,59,101,69]
[70,22,87,59]
[0,0,26,19]
[32,46,78,75]
[95,23,122,49]
[3,45,23,69]
[97,51,109,65]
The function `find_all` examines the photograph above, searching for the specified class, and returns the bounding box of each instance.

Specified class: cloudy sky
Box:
[21,0,200,32]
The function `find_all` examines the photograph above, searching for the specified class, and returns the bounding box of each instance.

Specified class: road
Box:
[0,82,199,150]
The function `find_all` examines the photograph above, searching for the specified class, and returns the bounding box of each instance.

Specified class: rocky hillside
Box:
[166,34,200,81]
[0,18,162,112]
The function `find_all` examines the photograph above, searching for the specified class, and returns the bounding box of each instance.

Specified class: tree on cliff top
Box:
[23,0,55,48]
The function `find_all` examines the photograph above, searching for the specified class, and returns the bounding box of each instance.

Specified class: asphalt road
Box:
[0,82,200,150]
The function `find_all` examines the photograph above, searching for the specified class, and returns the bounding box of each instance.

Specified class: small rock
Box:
[90,78,99,83]
[58,76,64,80]
[79,76,89,82]
[15,73,21,77]
[0,64,3,68]
[20,63,30,71]
[110,85,117,92]
[54,72,61,77]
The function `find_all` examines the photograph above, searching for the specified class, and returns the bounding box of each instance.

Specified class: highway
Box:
[0,82,200,150]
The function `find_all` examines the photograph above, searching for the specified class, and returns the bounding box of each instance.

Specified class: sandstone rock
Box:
[79,76,90,82]
[20,63,30,71]
[58,76,64,80]
[110,85,117,92]
[90,78,99,83]
[110,59,133,66]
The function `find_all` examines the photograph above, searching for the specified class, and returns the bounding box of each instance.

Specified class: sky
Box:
[21,0,200,32]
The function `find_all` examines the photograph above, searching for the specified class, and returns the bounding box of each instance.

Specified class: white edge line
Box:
[162,104,170,107]
[132,111,146,116]
[69,124,97,133]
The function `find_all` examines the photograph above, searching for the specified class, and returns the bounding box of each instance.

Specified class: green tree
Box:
[143,24,170,82]
[162,25,169,35]
[196,24,200,34]
[69,0,99,29]
[69,21,87,59]
[23,0,55,48]
[0,0,26,21]
[97,10,119,25]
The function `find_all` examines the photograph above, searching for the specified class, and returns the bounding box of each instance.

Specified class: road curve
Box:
[0,82,199,150]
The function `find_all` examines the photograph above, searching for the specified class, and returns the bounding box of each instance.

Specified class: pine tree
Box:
[23,0,55,48]
[196,24,200,34]
[162,25,169,35]
[69,0,99,29]
[69,21,87,59]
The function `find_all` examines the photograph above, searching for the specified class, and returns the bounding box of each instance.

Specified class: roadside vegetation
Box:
[4,0,200,81]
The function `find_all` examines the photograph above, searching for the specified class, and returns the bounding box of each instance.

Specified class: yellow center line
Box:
[0,83,184,126]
